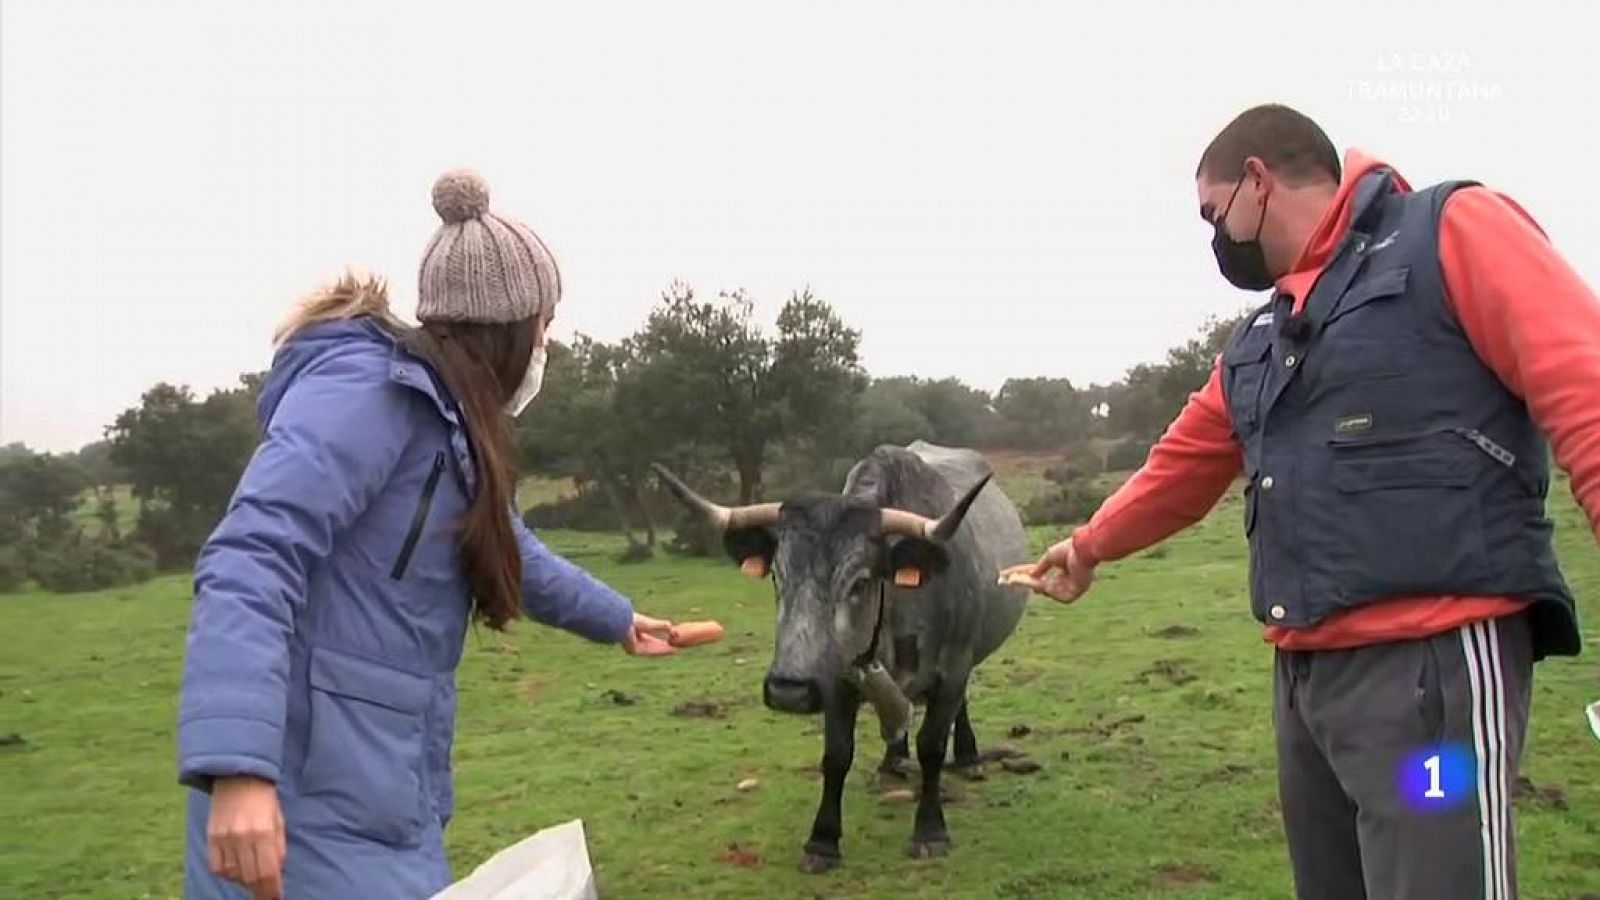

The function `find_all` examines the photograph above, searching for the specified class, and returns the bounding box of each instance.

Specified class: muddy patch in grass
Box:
[1513,776,1568,811]
[1067,713,1147,742]
[1149,624,1200,639]
[1197,763,1252,785]
[515,674,552,701]
[976,743,1026,763]
[1006,666,1046,686]
[1135,659,1198,687]
[1181,688,1238,711]
[1154,862,1220,888]
[672,700,726,719]
[1001,757,1043,775]
[717,842,762,869]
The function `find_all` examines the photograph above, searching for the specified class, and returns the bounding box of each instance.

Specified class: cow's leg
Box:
[878,733,914,780]
[802,695,860,874]
[951,698,985,781]
[908,679,963,859]
[880,636,918,779]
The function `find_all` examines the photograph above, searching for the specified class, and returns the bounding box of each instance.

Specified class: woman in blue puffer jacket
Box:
[178,169,676,899]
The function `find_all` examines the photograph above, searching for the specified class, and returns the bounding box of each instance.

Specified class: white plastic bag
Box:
[430,819,597,900]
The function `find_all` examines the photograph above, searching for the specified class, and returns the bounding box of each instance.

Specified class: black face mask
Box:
[1211,169,1273,291]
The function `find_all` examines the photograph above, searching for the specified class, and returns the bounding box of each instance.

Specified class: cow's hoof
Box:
[800,852,841,874]
[952,762,986,782]
[878,757,916,780]
[908,838,952,860]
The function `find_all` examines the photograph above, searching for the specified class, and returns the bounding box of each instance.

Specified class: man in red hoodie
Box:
[1005,104,1594,899]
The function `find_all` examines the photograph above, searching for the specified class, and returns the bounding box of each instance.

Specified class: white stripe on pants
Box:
[1460,620,1510,900]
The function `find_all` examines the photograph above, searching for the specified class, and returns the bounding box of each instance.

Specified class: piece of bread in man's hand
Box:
[997,567,1045,590]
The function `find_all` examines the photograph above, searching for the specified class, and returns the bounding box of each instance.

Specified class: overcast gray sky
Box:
[3,0,1595,452]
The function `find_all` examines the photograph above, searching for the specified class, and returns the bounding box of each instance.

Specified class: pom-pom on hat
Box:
[417,168,561,324]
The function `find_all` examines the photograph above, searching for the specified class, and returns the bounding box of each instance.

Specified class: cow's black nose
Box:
[763,676,822,714]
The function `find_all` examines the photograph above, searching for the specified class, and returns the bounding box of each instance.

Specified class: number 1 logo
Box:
[1399,744,1473,812]
[1423,754,1444,799]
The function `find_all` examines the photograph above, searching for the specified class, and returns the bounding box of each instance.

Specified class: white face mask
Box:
[505,346,547,417]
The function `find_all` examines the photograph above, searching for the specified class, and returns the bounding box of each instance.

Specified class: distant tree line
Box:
[516,286,1246,557]
[0,284,1247,590]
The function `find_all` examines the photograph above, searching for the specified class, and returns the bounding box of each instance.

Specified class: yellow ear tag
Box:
[893,567,923,588]
[740,557,769,578]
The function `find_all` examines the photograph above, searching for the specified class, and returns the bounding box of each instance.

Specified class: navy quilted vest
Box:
[1219,169,1579,659]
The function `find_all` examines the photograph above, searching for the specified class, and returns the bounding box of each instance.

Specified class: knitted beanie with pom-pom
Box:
[416,169,561,324]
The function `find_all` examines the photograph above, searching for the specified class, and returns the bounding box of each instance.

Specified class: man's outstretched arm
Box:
[1007,363,1243,601]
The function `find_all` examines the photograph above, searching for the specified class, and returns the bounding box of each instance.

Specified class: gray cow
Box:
[654,440,1030,871]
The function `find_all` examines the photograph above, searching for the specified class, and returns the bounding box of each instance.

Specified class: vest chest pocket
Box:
[1313,267,1416,396]
[299,647,432,846]
[1309,338,1413,397]
[1224,339,1273,433]
[1323,266,1410,328]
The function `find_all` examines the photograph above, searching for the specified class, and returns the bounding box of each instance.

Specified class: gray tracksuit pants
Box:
[1273,611,1533,900]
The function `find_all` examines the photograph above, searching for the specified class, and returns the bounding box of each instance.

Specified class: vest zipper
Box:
[1451,427,1517,468]
[392,452,446,580]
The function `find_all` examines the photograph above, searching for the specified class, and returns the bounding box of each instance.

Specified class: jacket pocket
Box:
[299,646,432,846]
[392,453,446,581]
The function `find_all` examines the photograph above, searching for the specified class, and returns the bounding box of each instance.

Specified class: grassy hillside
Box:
[3,481,1597,898]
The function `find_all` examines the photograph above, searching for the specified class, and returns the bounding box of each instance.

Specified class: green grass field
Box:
[4,480,1599,898]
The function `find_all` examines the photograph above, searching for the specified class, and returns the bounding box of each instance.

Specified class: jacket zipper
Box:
[391,452,446,580]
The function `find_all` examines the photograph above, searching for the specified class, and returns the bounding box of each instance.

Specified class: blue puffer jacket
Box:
[177,317,635,898]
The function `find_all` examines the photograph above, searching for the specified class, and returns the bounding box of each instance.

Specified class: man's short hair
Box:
[1196,104,1341,187]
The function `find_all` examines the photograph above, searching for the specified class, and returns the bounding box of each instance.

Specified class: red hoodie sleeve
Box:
[1439,187,1600,536]
[1070,363,1243,566]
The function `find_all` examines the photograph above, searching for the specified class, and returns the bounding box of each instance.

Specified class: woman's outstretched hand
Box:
[622,612,677,656]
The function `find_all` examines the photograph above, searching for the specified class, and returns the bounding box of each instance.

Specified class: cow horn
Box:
[879,509,936,539]
[879,474,991,543]
[651,464,781,531]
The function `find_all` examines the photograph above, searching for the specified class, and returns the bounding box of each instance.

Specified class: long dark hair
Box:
[401,318,538,630]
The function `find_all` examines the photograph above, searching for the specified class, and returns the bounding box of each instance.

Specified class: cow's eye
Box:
[851,575,874,597]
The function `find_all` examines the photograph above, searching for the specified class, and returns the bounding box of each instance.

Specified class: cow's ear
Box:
[882,537,951,590]
[725,526,777,578]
